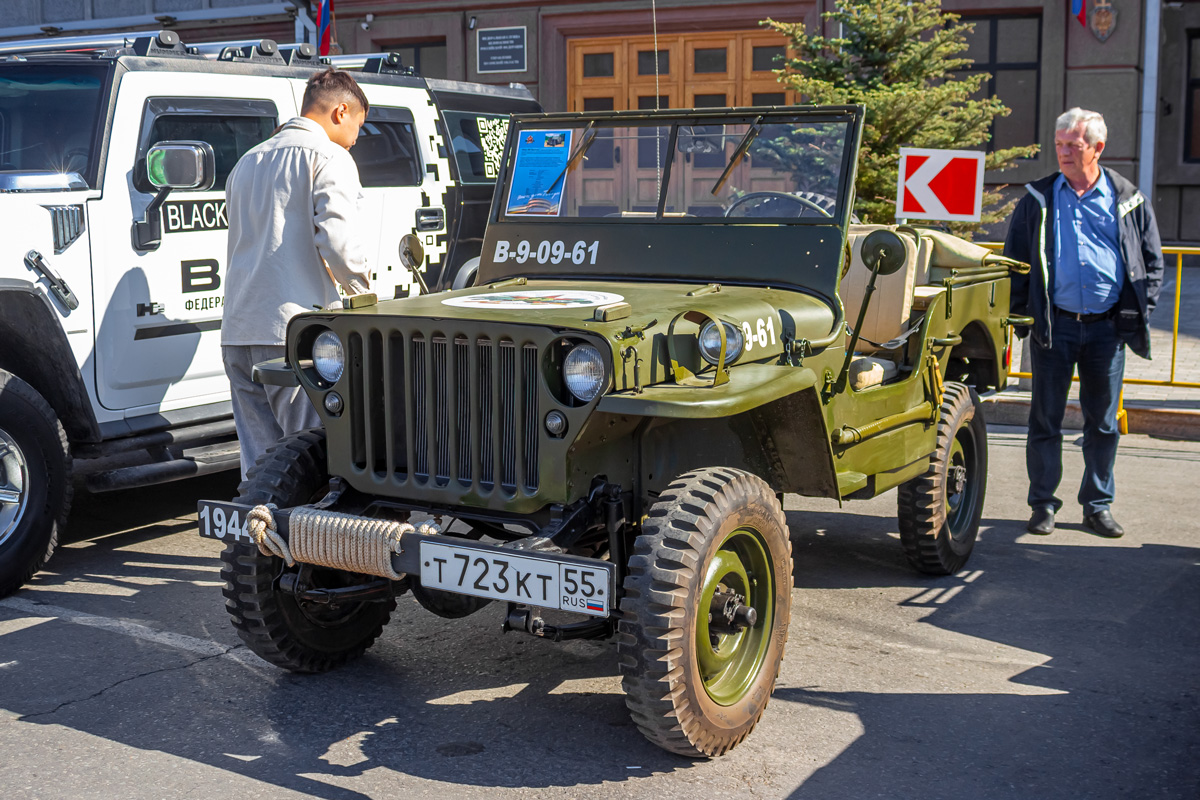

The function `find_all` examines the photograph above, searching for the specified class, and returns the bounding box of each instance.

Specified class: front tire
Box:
[0,370,71,597]
[220,429,395,672]
[618,468,792,757]
[897,382,988,574]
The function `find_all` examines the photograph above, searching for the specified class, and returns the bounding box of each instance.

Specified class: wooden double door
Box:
[565,30,796,217]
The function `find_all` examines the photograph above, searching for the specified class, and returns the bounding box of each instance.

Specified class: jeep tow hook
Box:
[503,603,612,642]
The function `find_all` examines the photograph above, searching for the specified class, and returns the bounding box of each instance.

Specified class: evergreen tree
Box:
[764,0,1039,233]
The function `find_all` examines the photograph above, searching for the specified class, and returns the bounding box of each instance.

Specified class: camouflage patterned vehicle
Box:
[200,105,1028,757]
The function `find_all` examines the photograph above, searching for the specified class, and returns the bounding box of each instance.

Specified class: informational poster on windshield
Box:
[505,129,572,216]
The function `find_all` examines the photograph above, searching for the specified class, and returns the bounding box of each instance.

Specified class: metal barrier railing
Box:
[983,243,1199,433]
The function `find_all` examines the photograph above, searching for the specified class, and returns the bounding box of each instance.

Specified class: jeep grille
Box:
[346,330,540,494]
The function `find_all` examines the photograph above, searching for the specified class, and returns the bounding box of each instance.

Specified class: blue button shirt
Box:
[1053,172,1124,314]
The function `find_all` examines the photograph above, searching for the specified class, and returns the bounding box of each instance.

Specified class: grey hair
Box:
[1056,107,1107,145]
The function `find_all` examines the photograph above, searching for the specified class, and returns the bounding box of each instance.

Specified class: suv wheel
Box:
[618,467,792,757]
[220,429,395,672]
[897,382,987,575]
[0,370,71,597]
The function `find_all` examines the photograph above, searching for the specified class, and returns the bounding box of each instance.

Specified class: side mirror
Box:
[133,140,216,251]
[860,229,906,276]
[398,233,429,295]
[146,141,216,190]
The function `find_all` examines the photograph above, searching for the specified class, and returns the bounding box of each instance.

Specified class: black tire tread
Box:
[897,382,986,575]
[0,370,71,597]
[617,467,791,757]
[219,429,394,673]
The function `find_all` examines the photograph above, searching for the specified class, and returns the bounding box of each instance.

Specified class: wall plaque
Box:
[478,26,527,73]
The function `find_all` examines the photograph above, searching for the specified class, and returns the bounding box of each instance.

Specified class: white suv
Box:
[0,30,538,595]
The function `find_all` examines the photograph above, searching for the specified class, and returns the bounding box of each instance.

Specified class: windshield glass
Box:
[499,114,852,223]
[0,64,107,184]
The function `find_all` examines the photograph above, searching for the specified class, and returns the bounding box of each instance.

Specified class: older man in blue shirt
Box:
[1004,108,1164,538]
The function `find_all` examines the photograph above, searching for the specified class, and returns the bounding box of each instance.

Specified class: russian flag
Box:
[317,0,334,55]
[1071,0,1087,27]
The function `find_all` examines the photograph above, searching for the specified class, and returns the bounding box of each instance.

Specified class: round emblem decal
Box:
[441,290,624,310]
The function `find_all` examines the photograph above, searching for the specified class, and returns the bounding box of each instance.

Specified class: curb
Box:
[982,394,1200,441]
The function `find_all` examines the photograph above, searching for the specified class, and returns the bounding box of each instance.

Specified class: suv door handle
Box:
[415,207,444,232]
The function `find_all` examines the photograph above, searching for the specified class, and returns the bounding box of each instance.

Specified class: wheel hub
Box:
[0,430,29,548]
[708,590,758,634]
[951,464,967,496]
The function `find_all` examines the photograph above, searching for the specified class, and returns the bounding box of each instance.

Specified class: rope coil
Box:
[247,504,441,580]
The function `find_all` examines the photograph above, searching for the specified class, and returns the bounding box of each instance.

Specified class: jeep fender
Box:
[0,282,99,443]
[599,365,840,499]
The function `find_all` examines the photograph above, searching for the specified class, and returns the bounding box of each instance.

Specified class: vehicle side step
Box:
[83,441,240,493]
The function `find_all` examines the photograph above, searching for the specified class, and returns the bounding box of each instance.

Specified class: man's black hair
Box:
[301,68,370,116]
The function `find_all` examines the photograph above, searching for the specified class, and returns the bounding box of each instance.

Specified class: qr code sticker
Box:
[477,116,509,179]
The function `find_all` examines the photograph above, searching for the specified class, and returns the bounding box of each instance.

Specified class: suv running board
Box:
[81,440,239,493]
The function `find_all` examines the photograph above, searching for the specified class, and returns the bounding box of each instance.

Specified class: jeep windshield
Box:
[497,109,855,224]
[0,63,108,189]
[479,106,864,298]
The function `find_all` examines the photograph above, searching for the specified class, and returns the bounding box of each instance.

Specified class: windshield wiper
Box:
[546,122,597,193]
[710,117,763,196]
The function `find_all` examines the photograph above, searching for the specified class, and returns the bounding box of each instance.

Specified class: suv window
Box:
[442,111,510,183]
[352,117,422,187]
[146,114,275,190]
[137,98,278,193]
[0,64,108,185]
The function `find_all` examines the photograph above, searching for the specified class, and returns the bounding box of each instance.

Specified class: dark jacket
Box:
[1003,167,1164,359]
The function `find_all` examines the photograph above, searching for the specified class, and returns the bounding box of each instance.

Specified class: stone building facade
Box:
[2,0,1195,243]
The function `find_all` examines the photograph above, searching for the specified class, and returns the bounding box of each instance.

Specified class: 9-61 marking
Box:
[494,239,598,266]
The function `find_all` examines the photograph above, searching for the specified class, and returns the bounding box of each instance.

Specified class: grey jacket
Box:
[1003,167,1164,359]
[222,117,370,346]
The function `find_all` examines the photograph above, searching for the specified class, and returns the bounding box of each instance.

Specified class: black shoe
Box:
[1027,507,1055,535]
[1084,510,1124,538]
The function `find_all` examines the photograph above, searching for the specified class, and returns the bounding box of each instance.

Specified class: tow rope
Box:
[247,504,440,580]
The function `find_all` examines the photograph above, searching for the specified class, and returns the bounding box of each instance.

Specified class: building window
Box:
[1187,33,1200,163]
[383,41,447,79]
[956,14,1041,152]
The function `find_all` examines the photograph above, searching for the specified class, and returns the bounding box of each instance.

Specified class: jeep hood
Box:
[341,279,837,343]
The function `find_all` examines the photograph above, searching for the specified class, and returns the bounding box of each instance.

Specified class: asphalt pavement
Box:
[0,425,1197,799]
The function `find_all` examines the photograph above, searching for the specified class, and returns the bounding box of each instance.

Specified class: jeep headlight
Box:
[698,320,744,366]
[312,330,345,383]
[562,344,606,402]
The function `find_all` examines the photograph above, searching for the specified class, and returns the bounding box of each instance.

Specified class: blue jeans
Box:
[1026,315,1125,516]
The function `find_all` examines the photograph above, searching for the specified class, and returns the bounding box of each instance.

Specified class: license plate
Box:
[197,500,253,544]
[419,540,613,617]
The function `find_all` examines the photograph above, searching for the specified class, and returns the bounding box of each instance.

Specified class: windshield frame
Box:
[490,106,863,229]
[0,59,114,190]
[477,106,865,298]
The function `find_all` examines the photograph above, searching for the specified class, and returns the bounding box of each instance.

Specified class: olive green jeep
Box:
[200,105,1028,757]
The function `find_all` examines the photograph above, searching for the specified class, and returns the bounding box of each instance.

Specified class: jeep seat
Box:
[838,225,930,389]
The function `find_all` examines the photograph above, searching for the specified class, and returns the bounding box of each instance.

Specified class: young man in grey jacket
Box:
[222,68,372,478]
[1003,108,1164,538]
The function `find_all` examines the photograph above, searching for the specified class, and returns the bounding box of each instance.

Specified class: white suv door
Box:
[348,83,455,300]
[91,71,296,414]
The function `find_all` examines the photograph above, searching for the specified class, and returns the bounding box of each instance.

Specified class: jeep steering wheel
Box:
[724,191,834,219]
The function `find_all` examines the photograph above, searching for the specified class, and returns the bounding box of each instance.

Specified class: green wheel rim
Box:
[695,526,775,706]
[945,429,979,541]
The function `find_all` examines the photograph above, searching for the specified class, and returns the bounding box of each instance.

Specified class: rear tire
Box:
[220,429,395,672]
[897,382,987,575]
[618,468,791,757]
[0,370,71,597]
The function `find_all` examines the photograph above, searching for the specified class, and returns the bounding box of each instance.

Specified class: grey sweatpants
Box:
[222,345,320,480]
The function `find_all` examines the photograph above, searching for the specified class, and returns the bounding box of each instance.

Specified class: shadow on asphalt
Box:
[782,512,1200,799]
[3,484,1196,797]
